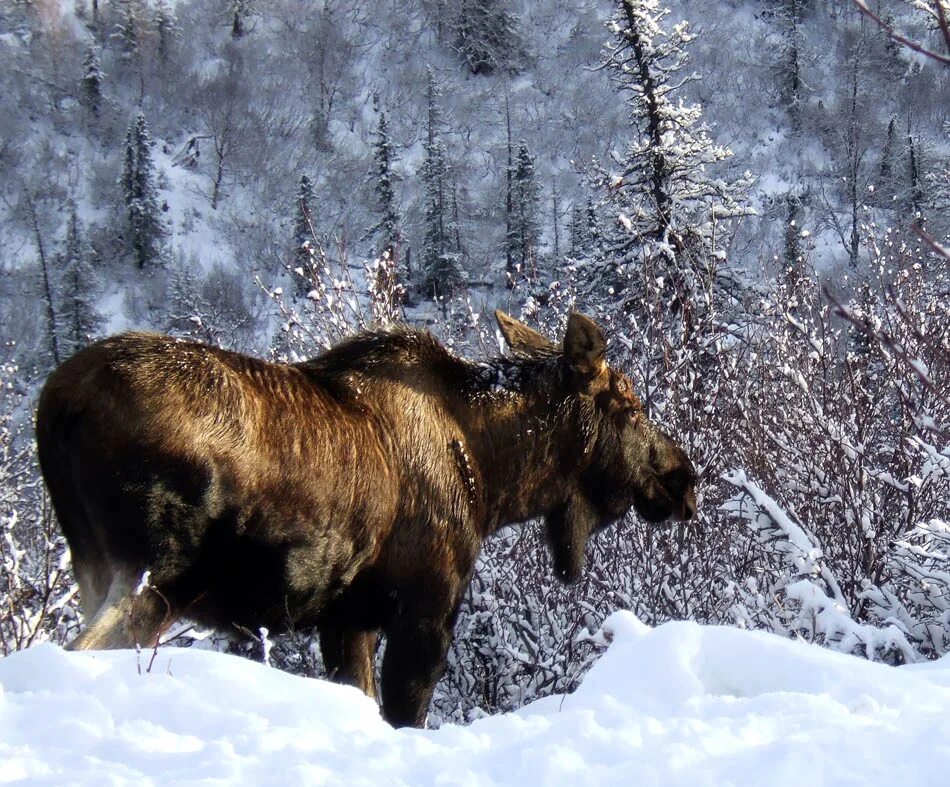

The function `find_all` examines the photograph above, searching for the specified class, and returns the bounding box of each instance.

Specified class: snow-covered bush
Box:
[0,363,79,655]
[263,236,407,362]
[167,259,264,351]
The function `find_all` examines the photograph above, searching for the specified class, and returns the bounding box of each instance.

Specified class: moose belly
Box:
[160,502,390,633]
[124,453,392,634]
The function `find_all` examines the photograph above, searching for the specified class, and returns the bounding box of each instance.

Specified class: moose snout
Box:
[677,486,697,522]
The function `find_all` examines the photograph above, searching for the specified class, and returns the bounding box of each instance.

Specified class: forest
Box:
[0,0,947,725]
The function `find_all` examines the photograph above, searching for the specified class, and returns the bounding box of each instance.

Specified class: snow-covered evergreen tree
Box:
[594,0,751,318]
[231,0,252,40]
[569,202,586,259]
[292,173,317,298]
[585,196,599,256]
[80,44,103,117]
[24,194,62,367]
[120,112,164,269]
[925,124,949,215]
[111,0,142,62]
[151,0,178,65]
[906,131,924,217]
[503,90,515,281]
[371,108,402,279]
[57,203,101,356]
[875,115,900,204]
[454,0,525,75]
[770,0,810,128]
[782,192,811,297]
[420,69,465,300]
[507,140,540,276]
[293,174,316,257]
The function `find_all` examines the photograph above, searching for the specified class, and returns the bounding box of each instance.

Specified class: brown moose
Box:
[35,311,696,727]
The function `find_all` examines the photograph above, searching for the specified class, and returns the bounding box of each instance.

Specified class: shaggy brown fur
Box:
[35,311,696,727]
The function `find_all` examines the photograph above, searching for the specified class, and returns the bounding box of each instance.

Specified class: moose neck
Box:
[456,356,587,537]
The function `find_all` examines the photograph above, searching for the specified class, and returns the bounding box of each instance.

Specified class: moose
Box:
[36,311,696,727]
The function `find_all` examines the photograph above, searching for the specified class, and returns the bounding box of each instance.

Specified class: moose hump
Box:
[35,311,696,727]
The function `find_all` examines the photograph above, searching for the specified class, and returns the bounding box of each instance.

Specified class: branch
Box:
[825,288,950,421]
[913,221,950,264]
[852,1,950,65]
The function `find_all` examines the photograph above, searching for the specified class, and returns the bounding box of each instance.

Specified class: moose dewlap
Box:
[35,311,696,727]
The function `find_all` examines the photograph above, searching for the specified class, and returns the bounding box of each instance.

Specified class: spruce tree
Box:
[876,115,898,204]
[454,0,524,76]
[25,195,61,367]
[293,174,316,255]
[152,0,178,65]
[595,0,751,316]
[372,109,402,275]
[782,192,809,299]
[907,133,924,218]
[58,202,101,355]
[569,202,587,258]
[510,140,540,275]
[111,0,141,62]
[231,0,251,39]
[292,174,316,297]
[585,197,599,258]
[503,89,515,281]
[924,124,949,215]
[420,69,465,300]
[121,112,164,269]
[80,44,104,117]
[771,0,809,128]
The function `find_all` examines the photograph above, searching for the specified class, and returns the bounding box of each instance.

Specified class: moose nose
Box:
[679,487,696,521]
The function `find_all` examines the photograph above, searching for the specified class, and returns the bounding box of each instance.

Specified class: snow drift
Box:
[2,612,949,785]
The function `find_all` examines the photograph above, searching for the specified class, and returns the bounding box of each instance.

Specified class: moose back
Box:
[36,311,696,727]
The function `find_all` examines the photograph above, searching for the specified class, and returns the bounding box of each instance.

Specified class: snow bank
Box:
[3,613,949,785]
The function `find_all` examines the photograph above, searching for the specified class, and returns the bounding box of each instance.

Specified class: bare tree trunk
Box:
[908,133,923,220]
[452,181,462,255]
[27,195,61,366]
[846,58,863,268]
[211,136,229,211]
[504,87,514,282]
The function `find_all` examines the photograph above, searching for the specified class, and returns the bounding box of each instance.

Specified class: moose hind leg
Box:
[67,571,174,651]
[72,557,115,623]
[319,628,379,700]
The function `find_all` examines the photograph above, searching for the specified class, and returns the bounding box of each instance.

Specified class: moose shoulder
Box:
[36,311,696,727]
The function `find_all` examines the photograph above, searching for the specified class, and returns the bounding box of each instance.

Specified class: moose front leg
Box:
[380,617,453,728]
[319,628,379,700]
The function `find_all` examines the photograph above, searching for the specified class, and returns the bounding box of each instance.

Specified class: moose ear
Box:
[495,310,556,358]
[563,312,607,376]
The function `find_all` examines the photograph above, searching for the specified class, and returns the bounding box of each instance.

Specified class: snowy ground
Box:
[2,612,948,786]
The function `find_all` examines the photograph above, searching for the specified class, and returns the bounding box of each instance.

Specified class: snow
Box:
[3,612,950,785]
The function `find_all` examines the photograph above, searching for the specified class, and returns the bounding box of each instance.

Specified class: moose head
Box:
[495,310,698,582]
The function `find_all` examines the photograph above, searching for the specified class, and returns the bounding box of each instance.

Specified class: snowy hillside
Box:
[3,612,950,785]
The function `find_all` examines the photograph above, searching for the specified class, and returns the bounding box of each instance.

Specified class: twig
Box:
[825,288,949,415]
[131,582,174,675]
[913,222,950,264]
[852,1,950,65]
